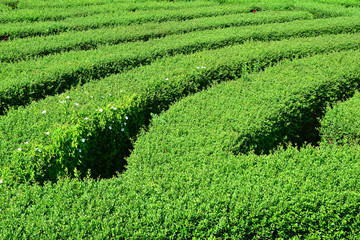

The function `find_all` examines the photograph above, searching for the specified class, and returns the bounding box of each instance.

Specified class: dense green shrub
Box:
[320,91,360,145]
[130,50,360,162]
[1,1,360,238]
[0,11,313,62]
[16,0,119,9]
[0,2,11,11]
[0,4,258,39]
[1,33,359,185]
[1,127,360,238]
[1,1,357,39]
[1,16,359,114]
[0,1,213,23]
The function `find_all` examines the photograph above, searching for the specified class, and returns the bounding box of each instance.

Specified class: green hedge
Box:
[0,3,10,11]
[0,11,313,63]
[313,0,360,7]
[0,1,213,23]
[1,16,360,115]
[1,119,360,237]
[16,0,119,9]
[320,91,360,145]
[0,4,257,39]
[130,49,360,163]
[1,1,357,39]
[1,33,360,185]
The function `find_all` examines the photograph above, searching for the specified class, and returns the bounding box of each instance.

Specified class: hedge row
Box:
[117,50,360,237]
[320,91,360,145]
[0,1,213,23]
[0,11,313,63]
[313,0,360,7]
[0,4,259,39]
[1,33,359,185]
[2,144,358,238]
[2,16,360,115]
[2,59,360,236]
[15,0,122,9]
[1,1,357,39]
[130,49,360,162]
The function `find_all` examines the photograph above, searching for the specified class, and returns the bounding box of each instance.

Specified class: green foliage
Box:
[320,91,360,145]
[0,11,313,62]
[130,50,360,161]
[0,3,255,39]
[1,1,357,39]
[1,1,360,238]
[1,33,360,185]
[0,1,213,23]
[1,143,360,238]
[1,16,360,115]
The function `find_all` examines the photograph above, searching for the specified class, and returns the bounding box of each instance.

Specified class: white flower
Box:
[25,142,29,144]
[60,100,66,104]
[75,103,79,106]
[0,180,3,184]
[120,90,123,92]
[109,126,112,130]
[109,94,112,96]
[124,122,127,126]
[17,148,22,151]
[85,117,89,120]
[197,66,200,69]
[42,110,46,114]
[101,96,104,99]
[91,96,94,98]
[66,96,70,99]
[81,138,85,142]
[99,109,103,112]
[38,149,41,152]
[79,149,82,153]
[125,116,128,120]
[121,128,124,132]
[45,132,50,135]
[165,78,168,80]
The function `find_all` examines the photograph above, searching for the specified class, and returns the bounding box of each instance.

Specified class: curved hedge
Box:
[320,91,360,145]
[0,1,213,23]
[1,16,359,115]
[1,52,360,238]
[1,33,359,185]
[0,11,313,63]
[123,50,360,238]
[0,3,259,39]
[129,49,360,162]
[1,1,357,40]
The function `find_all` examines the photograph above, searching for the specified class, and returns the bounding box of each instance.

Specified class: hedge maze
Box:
[1,0,360,238]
